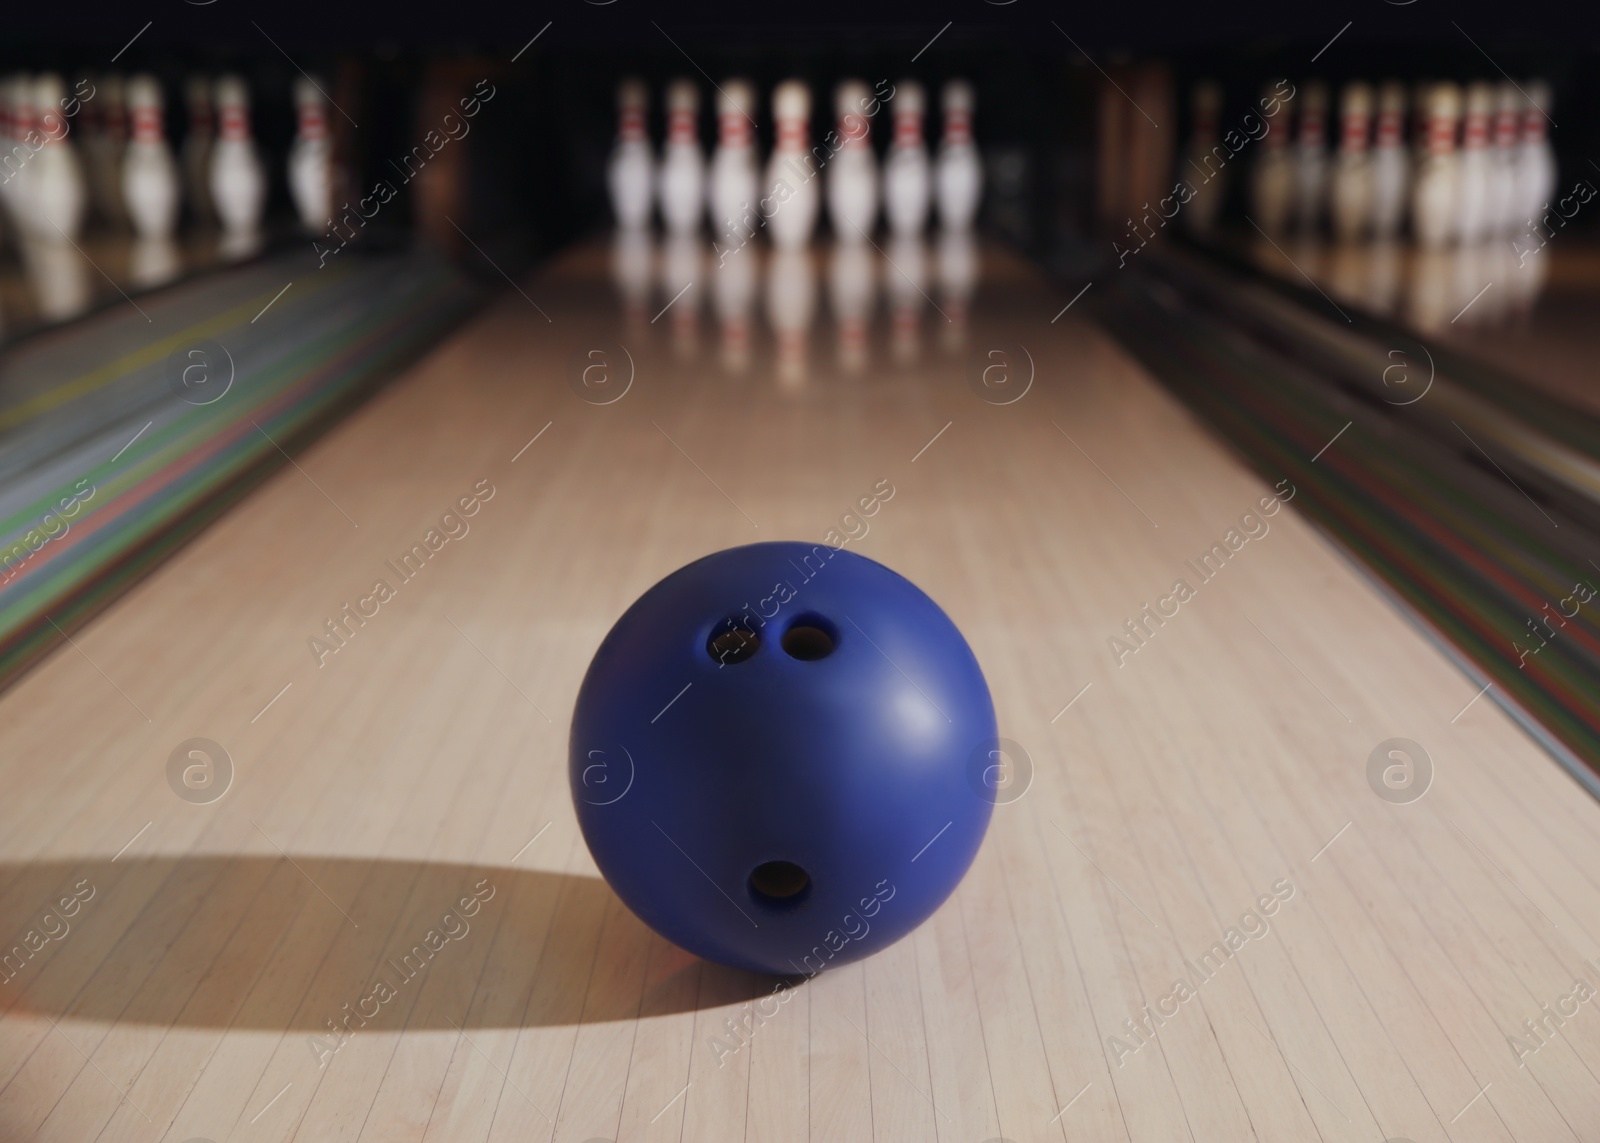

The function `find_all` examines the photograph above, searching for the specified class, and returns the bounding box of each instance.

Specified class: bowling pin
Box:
[660,233,702,355]
[885,235,926,362]
[1181,80,1225,237]
[884,81,930,238]
[208,75,266,240]
[763,80,820,249]
[1410,83,1460,250]
[1485,82,1519,236]
[1329,81,1374,243]
[1455,82,1493,244]
[29,74,87,242]
[1515,79,1556,230]
[1292,80,1329,233]
[1410,79,1431,170]
[289,76,333,234]
[657,79,705,237]
[1370,81,1410,240]
[708,79,759,247]
[712,236,757,372]
[828,241,875,372]
[122,74,180,241]
[607,79,653,231]
[182,76,215,226]
[827,79,880,241]
[936,229,976,350]
[935,80,982,232]
[1249,80,1295,234]
[767,247,815,385]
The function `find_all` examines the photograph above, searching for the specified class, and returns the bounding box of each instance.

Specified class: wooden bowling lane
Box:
[3,239,1600,1143]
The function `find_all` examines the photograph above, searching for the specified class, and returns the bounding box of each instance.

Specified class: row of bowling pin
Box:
[610,230,979,375]
[608,77,983,246]
[0,72,333,249]
[1218,77,1555,247]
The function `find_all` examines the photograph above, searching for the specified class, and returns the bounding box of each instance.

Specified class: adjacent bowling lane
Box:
[2,239,1598,1143]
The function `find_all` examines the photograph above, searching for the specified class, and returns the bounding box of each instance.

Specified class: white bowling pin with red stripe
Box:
[1456,82,1493,243]
[1370,81,1410,240]
[708,79,759,245]
[657,80,705,237]
[827,80,879,241]
[883,80,930,238]
[209,75,266,237]
[1515,79,1556,229]
[607,79,652,231]
[1329,81,1374,242]
[1249,80,1295,234]
[1292,80,1329,232]
[764,80,819,249]
[29,73,87,242]
[1411,83,1460,249]
[122,74,179,240]
[289,76,333,234]
[1485,82,1519,236]
[767,246,815,384]
[936,80,982,232]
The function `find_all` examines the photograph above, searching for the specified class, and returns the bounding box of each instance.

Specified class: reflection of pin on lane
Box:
[714,242,757,373]
[829,242,875,373]
[936,231,976,350]
[767,247,815,386]
[610,229,655,328]
[659,235,701,355]
[885,235,927,362]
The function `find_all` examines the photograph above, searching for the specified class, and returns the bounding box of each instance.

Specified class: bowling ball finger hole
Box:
[749,860,811,905]
[781,616,837,661]
[707,623,760,665]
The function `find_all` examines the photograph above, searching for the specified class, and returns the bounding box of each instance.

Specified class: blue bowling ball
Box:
[570,541,998,976]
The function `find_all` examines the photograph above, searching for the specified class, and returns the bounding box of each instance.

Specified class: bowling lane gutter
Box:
[1074,242,1600,790]
[1153,243,1600,522]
